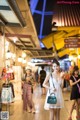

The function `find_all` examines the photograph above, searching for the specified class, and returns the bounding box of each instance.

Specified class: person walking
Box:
[22,67,36,113]
[43,58,64,120]
[39,66,46,95]
[68,66,80,120]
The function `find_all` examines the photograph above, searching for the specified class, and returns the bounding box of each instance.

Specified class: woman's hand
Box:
[60,71,65,79]
[78,79,80,82]
[53,88,57,92]
[51,87,57,92]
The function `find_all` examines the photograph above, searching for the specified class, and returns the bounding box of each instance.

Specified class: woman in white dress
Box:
[43,58,64,120]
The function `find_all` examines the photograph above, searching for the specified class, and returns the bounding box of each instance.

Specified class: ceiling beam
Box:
[0,14,7,25]
[32,55,54,59]
[0,22,21,27]
[7,0,26,27]
[6,23,21,27]
[0,13,21,27]
[18,38,27,48]
[0,6,11,10]
[5,33,31,38]
[7,38,21,50]
[5,33,36,48]
[21,48,53,52]
[30,37,36,47]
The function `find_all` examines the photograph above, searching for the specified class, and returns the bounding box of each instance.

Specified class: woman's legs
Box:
[50,109,54,120]
[76,100,80,119]
[31,96,35,113]
[28,93,35,113]
[42,87,46,95]
[68,100,75,120]
[56,109,60,120]
[50,109,58,120]
[23,84,28,111]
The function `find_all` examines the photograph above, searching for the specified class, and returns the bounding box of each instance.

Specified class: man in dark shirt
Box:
[39,66,46,95]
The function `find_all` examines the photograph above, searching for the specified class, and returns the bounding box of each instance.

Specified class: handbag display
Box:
[47,74,57,104]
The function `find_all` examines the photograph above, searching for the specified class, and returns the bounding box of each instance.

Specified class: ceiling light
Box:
[22,59,26,64]
[6,50,12,59]
[18,56,23,62]
[78,54,80,59]
[69,55,73,61]
[22,52,26,58]
[13,37,18,43]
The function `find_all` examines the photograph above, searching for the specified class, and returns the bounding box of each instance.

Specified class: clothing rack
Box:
[1,79,14,115]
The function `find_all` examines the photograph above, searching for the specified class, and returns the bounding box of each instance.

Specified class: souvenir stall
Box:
[0,65,22,115]
[3,65,22,101]
[0,67,14,114]
[0,33,6,111]
[12,66,22,101]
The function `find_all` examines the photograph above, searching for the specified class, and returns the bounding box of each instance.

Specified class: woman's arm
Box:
[43,73,55,91]
[70,79,80,86]
[60,72,65,88]
[60,71,65,79]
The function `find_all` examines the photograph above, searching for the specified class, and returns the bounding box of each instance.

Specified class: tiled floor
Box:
[2,85,77,120]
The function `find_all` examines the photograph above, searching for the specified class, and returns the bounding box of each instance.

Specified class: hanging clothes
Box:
[1,83,14,104]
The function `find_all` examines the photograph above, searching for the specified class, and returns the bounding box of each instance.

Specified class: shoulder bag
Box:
[47,74,57,104]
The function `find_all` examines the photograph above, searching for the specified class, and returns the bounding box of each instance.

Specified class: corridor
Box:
[9,85,76,120]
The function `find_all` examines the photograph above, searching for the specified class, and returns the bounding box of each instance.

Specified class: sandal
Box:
[32,111,36,114]
[68,117,72,120]
[76,116,80,119]
[32,109,36,114]
[28,110,32,113]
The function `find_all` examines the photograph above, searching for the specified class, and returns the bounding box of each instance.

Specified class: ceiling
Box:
[42,0,80,58]
[29,0,80,59]
[0,0,53,60]
[0,0,80,61]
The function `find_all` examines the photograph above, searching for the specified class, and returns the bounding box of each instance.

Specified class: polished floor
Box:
[3,85,77,120]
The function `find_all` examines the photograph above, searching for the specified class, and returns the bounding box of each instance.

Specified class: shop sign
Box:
[64,38,80,48]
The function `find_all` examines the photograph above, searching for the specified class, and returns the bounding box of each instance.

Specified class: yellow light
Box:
[6,50,12,59]
[22,59,26,64]
[22,52,26,58]
[71,61,74,66]
[78,54,80,59]
[69,55,73,61]
[18,56,23,62]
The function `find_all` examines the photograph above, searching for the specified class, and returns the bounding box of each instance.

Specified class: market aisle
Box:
[9,85,76,120]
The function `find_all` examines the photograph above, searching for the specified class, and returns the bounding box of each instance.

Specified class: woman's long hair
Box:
[25,69,32,78]
[72,65,79,76]
[52,58,60,66]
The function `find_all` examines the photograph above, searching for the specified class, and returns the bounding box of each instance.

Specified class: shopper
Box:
[22,67,36,113]
[43,58,64,120]
[38,66,46,95]
[68,66,80,120]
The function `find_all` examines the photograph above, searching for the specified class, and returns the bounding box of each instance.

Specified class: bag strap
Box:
[49,74,56,95]
[51,73,55,89]
[72,75,80,94]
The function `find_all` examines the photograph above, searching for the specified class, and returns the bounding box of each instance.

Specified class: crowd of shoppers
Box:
[21,58,80,120]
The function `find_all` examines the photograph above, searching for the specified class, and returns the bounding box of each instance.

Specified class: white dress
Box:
[44,74,64,110]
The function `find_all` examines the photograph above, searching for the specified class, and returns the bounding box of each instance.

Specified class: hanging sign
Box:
[64,38,80,48]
